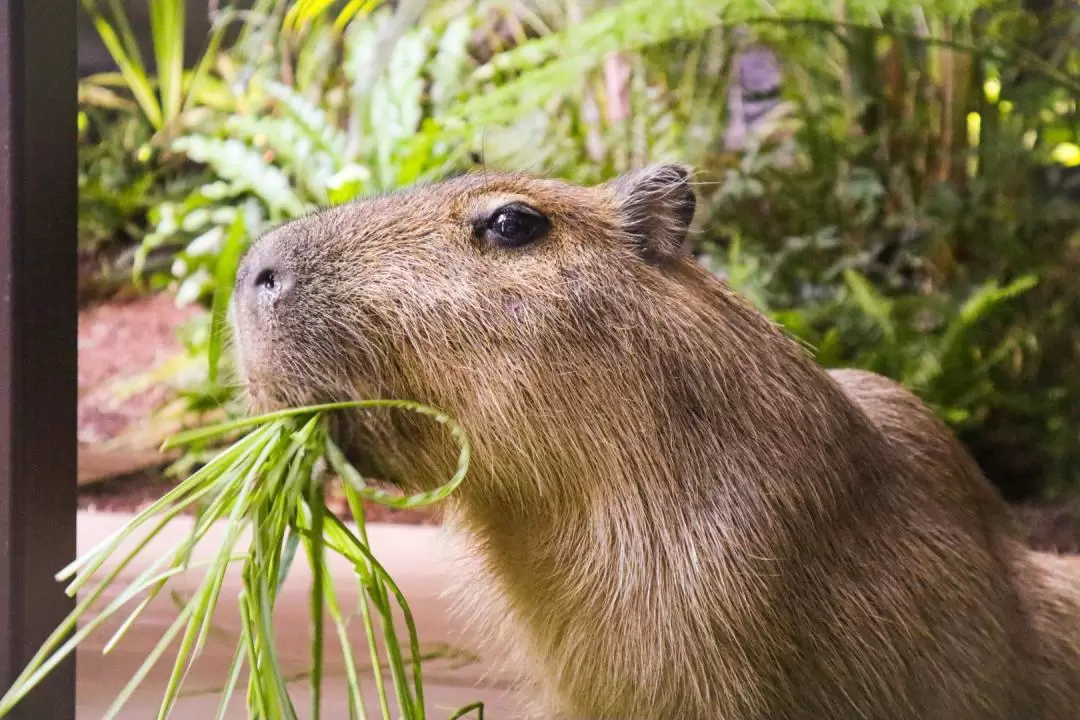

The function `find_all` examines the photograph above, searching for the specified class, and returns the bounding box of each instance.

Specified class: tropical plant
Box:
[693,0,1080,497]
[79,0,232,134]
[78,105,158,253]
[139,3,479,300]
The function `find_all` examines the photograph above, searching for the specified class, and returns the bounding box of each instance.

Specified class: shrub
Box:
[694,6,1080,498]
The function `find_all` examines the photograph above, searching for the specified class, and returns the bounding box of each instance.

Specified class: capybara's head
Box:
[231,165,784,501]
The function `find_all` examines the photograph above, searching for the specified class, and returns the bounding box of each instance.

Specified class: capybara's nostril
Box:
[253,264,293,300]
[241,256,294,306]
[254,268,279,293]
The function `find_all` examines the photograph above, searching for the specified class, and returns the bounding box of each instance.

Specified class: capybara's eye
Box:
[485,203,550,249]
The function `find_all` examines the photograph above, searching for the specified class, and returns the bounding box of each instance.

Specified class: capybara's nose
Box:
[236,243,295,311]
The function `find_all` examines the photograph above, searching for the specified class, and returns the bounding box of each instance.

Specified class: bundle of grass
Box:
[0,400,482,720]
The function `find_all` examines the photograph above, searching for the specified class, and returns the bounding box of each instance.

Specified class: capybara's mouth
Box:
[244,379,304,416]
[322,409,387,484]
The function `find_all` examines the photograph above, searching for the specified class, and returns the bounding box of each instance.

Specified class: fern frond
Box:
[264,80,350,161]
[450,0,984,133]
[429,15,476,111]
[367,24,436,187]
[913,275,1039,387]
[172,135,309,217]
[224,115,339,204]
[843,268,896,343]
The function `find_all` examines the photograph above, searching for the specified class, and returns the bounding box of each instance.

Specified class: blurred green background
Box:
[77,0,1080,509]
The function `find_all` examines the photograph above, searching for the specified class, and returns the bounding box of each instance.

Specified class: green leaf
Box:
[429,15,475,111]
[172,135,308,217]
[81,0,163,128]
[913,275,1038,389]
[275,531,302,595]
[956,275,1038,327]
[842,268,896,342]
[208,215,248,384]
[265,81,350,161]
[149,0,186,124]
[182,6,236,114]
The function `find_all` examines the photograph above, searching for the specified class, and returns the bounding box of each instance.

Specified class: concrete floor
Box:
[73,512,521,719]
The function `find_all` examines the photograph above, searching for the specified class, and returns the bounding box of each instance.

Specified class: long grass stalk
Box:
[0,400,481,720]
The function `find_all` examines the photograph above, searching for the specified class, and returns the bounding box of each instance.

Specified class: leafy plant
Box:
[116,3,491,439]
[815,270,1037,428]
[695,0,1080,496]
[78,106,159,253]
[79,0,232,134]
[0,401,481,720]
[77,95,217,304]
[706,236,1040,430]
[284,0,390,35]
[139,4,481,307]
[79,0,1080,499]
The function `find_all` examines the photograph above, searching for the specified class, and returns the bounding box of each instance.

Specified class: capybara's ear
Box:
[603,163,696,262]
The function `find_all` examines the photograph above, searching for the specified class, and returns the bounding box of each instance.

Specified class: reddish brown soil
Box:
[78,293,199,444]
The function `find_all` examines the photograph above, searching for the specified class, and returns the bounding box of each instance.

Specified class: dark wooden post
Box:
[0,0,78,718]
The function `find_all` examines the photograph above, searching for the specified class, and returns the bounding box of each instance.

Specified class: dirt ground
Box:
[77,292,1079,550]
[78,293,198,445]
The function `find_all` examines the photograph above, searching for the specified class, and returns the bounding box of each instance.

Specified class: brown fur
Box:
[230,165,1080,719]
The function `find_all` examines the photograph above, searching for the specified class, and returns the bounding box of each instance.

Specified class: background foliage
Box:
[79,0,1080,501]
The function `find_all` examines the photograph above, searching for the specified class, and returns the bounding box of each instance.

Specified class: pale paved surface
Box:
[73,512,522,719]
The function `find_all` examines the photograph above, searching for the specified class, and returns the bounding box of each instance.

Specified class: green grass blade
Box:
[340,484,417,718]
[341,494,394,720]
[239,588,274,719]
[215,625,249,720]
[104,0,150,76]
[182,7,235,109]
[102,555,247,655]
[161,399,462,449]
[254,565,300,720]
[447,702,485,720]
[99,499,242,656]
[276,530,302,595]
[324,431,469,509]
[152,426,284,720]
[150,0,186,124]
[284,0,337,32]
[2,399,475,720]
[59,426,269,587]
[208,215,247,384]
[80,0,163,128]
[0,501,221,715]
[305,485,327,720]
[334,0,384,33]
[321,569,368,720]
[299,497,394,720]
[323,513,422,719]
[0,549,199,716]
[101,602,197,720]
